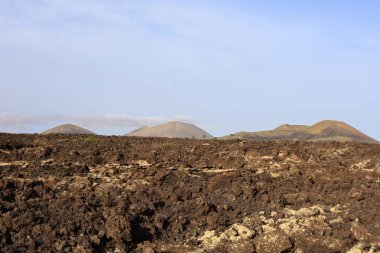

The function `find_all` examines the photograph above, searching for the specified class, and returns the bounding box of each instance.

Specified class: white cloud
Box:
[0,113,195,130]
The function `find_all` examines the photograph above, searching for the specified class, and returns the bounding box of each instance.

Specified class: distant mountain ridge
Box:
[226,120,378,143]
[41,124,95,135]
[126,121,213,139]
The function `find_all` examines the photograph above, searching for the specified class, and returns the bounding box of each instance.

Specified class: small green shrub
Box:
[162,142,176,149]
[82,136,98,142]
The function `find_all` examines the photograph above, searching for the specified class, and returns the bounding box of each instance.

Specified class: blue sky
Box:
[0,0,379,138]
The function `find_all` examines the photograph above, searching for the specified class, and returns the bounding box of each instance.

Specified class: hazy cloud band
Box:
[0,113,195,130]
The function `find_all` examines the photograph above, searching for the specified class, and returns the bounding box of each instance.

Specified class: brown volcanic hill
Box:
[226,120,378,143]
[41,124,95,135]
[126,121,213,139]
[127,126,148,135]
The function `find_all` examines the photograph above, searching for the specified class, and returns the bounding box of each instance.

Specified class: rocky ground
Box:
[1,134,380,252]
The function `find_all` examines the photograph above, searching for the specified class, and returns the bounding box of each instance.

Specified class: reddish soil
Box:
[1,134,380,252]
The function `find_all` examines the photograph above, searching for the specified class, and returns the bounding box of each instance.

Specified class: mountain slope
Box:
[226,120,378,143]
[41,124,95,135]
[127,121,213,139]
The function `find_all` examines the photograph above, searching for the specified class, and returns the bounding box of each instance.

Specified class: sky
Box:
[0,0,379,138]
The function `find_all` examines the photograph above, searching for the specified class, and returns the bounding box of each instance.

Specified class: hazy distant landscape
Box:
[38,119,378,144]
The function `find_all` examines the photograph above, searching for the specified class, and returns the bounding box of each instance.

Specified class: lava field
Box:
[1,134,380,252]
